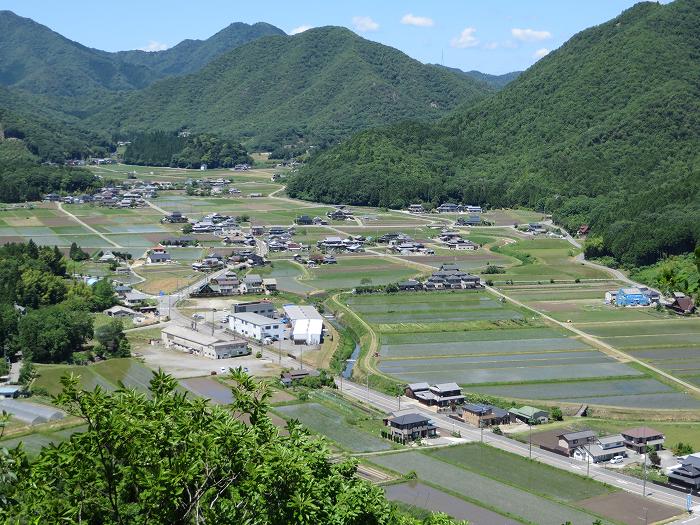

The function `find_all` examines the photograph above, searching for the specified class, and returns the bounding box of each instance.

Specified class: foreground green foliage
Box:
[288,0,700,266]
[0,371,463,524]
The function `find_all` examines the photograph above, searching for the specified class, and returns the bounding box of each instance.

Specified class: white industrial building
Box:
[161,325,249,359]
[283,304,324,345]
[229,312,284,341]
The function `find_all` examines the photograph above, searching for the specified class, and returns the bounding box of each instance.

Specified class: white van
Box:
[610,456,624,464]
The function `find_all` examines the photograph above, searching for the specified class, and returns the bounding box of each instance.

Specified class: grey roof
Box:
[560,430,596,441]
[407,382,430,391]
[432,382,461,392]
[390,413,430,426]
[231,312,282,326]
[598,434,624,445]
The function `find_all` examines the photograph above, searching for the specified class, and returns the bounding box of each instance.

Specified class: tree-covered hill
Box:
[433,66,522,90]
[115,22,285,78]
[92,26,494,150]
[288,0,700,266]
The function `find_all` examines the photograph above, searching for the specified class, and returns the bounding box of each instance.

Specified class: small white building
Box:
[229,312,284,341]
[161,325,249,359]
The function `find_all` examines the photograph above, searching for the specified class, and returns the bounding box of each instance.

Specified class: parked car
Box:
[610,456,624,464]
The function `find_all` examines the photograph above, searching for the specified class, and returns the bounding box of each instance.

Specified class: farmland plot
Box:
[370,452,607,525]
[273,403,391,453]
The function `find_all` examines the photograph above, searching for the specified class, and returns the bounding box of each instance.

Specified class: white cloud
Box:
[290,25,313,35]
[139,41,168,52]
[483,41,499,50]
[533,48,550,59]
[451,27,479,48]
[401,13,434,27]
[511,28,552,42]
[352,16,379,32]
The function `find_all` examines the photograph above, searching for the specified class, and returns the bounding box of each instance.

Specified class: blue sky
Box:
[4,0,666,74]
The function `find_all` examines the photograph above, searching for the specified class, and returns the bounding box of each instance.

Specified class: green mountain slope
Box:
[115,22,285,78]
[0,10,152,97]
[288,0,700,265]
[433,65,521,90]
[93,27,494,149]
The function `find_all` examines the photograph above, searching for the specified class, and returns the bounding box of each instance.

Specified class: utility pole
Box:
[397,395,401,411]
[529,420,533,459]
[586,442,590,477]
[642,449,647,497]
[366,373,370,401]
[480,424,483,443]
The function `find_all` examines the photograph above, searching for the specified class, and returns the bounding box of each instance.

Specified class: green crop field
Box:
[430,443,614,502]
[370,452,607,525]
[273,402,391,453]
[34,359,154,396]
[302,256,421,290]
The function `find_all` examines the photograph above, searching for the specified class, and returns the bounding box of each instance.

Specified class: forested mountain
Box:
[434,66,521,90]
[288,0,700,266]
[92,27,494,150]
[115,22,285,77]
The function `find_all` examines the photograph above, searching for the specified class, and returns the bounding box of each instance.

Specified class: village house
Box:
[557,430,596,456]
[122,291,148,307]
[573,434,627,463]
[456,215,482,226]
[509,406,549,425]
[280,369,319,387]
[436,203,460,213]
[666,292,696,315]
[621,426,664,453]
[398,279,423,291]
[668,453,700,491]
[146,248,172,264]
[103,305,144,322]
[405,382,465,409]
[229,312,284,341]
[262,278,278,293]
[384,412,437,442]
[459,403,512,427]
[239,274,263,294]
[161,325,249,359]
[407,204,425,214]
[424,264,481,290]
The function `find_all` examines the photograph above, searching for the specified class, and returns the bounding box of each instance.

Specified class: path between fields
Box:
[56,202,123,249]
[144,199,170,215]
[486,284,700,396]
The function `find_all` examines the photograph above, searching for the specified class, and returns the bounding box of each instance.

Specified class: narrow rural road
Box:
[144,199,170,216]
[338,378,694,514]
[56,202,123,248]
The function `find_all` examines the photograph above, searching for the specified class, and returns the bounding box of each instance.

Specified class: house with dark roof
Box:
[460,403,512,427]
[509,406,549,425]
[557,430,596,456]
[668,453,700,490]
[667,293,696,315]
[384,412,437,441]
[412,383,465,409]
[621,427,664,453]
[398,279,423,291]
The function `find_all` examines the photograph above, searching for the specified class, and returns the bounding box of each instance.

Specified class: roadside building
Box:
[161,325,249,359]
[232,300,276,318]
[146,250,172,264]
[239,274,263,294]
[411,383,465,409]
[557,430,596,456]
[574,434,627,463]
[229,312,284,341]
[668,453,700,491]
[460,403,512,427]
[384,413,437,442]
[103,305,143,321]
[509,406,549,425]
[283,305,324,345]
[621,426,664,453]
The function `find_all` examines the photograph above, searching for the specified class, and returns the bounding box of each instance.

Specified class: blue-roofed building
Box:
[616,287,651,307]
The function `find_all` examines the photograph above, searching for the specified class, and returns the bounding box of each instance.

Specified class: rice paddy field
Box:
[346,290,700,409]
[302,256,422,290]
[272,401,392,453]
[370,450,612,525]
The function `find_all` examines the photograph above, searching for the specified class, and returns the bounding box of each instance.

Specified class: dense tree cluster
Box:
[0,370,464,525]
[0,140,100,202]
[288,0,700,266]
[123,131,251,169]
[0,241,118,365]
